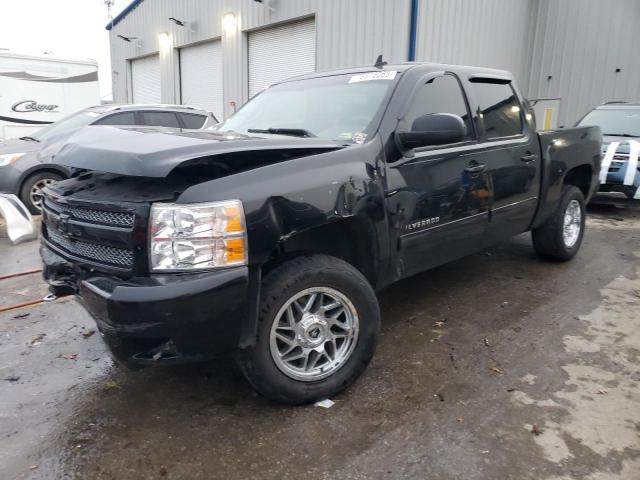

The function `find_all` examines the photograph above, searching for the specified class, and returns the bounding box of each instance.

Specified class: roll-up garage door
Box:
[248,18,316,98]
[131,54,161,104]
[180,40,223,120]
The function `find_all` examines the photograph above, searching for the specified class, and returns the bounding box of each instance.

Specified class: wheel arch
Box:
[562,164,593,199]
[261,216,382,289]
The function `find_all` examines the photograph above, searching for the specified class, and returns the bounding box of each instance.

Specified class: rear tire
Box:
[237,255,380,405]
[532,186,586,261]
[20,172,63,214]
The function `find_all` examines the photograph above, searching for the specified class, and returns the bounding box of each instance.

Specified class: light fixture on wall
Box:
[117,34,142,49]
[253,0,275,12]
[169,17,196,33]
[222,12,237,34]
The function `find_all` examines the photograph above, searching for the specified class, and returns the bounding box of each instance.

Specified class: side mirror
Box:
[396,113,467,151]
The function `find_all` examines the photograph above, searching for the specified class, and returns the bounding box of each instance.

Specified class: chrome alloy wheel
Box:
[30,178,56,211]
[563,199,582,248]
[269,287,359,382]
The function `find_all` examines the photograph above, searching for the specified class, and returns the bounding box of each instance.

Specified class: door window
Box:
[139,111,181,128]
[471,81,524,139]
[93,112,136,126]
[179,113,207,129]
[405,74,474,142]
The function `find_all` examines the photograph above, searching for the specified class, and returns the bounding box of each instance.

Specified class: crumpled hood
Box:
[52,126,345,177]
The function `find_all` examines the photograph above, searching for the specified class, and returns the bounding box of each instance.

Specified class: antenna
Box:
[374,55,387,69]
[104,0,115,29]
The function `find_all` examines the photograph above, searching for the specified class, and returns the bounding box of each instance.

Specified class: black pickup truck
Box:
[41,63,601,404]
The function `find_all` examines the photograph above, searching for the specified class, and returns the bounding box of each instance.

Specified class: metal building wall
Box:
[528,0,640,126]
[414,0,538,93]
[108,0,411,118]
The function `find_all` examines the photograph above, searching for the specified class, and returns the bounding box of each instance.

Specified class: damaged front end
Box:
[39,126,351,367]
[39,171,253,367]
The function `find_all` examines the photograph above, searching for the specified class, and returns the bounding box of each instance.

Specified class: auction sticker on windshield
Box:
[349,71,397,83]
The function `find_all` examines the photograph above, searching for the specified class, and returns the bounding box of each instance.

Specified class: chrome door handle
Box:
[464,163,486,173]
[521,154,537,163]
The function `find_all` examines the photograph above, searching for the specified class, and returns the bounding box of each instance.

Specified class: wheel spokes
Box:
[269,287,359,381]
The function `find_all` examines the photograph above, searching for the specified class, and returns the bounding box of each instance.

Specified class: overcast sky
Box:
[0,0,129,100]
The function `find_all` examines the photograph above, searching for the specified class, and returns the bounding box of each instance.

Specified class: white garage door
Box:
[248,18,316,98]
[131,54,161,104]
[180,40,223,120]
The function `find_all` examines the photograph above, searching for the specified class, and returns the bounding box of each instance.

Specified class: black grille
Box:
[44,197,135,227]
[47,229,134,268]
[42,192,140,273]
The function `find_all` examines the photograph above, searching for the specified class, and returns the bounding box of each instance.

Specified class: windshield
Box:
[578,108,640,137]
[31,110,100,141]
[217,72,398,143]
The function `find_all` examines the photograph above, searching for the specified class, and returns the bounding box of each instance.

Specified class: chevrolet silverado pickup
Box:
[40,63,601,404]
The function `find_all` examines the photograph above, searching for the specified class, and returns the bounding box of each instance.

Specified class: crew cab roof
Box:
[275,62,514,85]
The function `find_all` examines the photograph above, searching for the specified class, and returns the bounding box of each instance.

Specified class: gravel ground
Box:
[1,205,639,480]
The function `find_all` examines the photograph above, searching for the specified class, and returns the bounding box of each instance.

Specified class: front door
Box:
[384,73,491,278]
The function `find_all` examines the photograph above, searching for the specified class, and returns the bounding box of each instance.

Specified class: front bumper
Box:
[42,245,252,367]
[599,158,640,199]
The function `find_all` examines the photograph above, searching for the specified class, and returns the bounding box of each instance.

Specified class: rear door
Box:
[385,73,491,278]
[467,78,540,240]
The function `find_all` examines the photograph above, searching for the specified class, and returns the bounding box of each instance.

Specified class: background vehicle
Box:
[576,103,640,200]
[41,63,601,404]
[0,51,99,141]
[0,104,218,213]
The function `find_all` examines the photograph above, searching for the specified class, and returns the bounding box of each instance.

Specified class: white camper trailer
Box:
[0,52,99,140]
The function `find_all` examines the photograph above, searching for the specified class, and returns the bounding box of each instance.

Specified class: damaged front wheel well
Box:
[261,218,379,287]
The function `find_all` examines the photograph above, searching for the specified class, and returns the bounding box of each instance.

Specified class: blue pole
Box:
[408,0,419,61]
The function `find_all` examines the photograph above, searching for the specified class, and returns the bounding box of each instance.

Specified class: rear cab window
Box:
[470,80,524,140]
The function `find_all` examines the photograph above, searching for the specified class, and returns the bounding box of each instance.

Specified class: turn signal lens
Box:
[0,152,26,167]
[149,200,247,271]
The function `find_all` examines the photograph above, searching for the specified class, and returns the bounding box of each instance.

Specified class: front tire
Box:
[237,255,380,405]
[532,185,586,261]
[20,172,63,214]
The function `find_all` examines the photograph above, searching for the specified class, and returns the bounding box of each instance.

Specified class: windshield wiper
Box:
[247,127,316,138]
[19,136,40,142]
[603,133,639,138]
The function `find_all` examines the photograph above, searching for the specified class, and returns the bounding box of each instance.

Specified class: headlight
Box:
[149,200,247,271]
[0,152,26,167]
